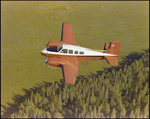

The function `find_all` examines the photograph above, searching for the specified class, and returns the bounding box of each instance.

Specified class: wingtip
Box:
[62,22,70,25]
[64,82,75,85]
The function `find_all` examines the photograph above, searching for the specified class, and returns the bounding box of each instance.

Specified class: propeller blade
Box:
[45,42,49,45]
[44,59,48,63]
[45,37,49,48]
[44,58,48,67]
[45,42,49,48]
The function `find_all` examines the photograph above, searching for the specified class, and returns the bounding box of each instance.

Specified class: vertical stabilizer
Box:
[104,41,121,66]
[104,41,120,56]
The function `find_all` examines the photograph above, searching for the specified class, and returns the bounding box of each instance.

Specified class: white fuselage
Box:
[41,44,117,57]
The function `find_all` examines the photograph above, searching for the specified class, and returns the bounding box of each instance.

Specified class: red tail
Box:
[104,40,120,56]
[104,41,121,65]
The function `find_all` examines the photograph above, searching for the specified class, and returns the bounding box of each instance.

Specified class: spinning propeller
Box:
[45,37,49,48]
[44,51,48,67]
[44,37,49,67]
[44,58,48,67]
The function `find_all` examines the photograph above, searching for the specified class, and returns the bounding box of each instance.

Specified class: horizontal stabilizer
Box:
[105,56,118,65]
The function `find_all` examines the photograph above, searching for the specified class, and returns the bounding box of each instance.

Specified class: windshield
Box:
[57,44,63,51]
[46,45,63,52]
[46,46,57,52]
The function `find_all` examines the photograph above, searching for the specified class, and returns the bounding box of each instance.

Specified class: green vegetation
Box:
[1,1,149,117]
[2,49,149,118]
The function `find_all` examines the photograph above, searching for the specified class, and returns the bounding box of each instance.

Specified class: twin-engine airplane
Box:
[41,23,120,84]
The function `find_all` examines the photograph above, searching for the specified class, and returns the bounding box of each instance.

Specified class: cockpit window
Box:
[69,50,73,54]
[47,45,62,52]
[60,49,68,53]
[46,46,57,52]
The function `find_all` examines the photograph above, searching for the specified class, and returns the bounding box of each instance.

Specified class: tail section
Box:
[104,40,120,56]
[104,43,110,50]
[104,41,121,65]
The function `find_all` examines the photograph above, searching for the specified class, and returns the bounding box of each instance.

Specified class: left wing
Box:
[61,23,77,46]
[61,56,78,84]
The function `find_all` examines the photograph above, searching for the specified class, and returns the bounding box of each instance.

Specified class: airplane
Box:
[41,23,120,84]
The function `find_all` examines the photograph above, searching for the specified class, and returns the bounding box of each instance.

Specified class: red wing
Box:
[61,56,78,84]
[61,23,77,46]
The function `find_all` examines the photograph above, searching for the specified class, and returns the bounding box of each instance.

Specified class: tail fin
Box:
[104,40,120,56]
[104,41,121,65]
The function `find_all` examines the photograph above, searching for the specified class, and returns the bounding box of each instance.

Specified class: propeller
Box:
[44,58,48,67]
[45,37,49,48]
[44,37,49,67]
[44,51,49,67]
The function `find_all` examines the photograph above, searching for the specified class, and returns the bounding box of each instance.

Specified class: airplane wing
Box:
[61,23,77,46]
[61,56,78,84]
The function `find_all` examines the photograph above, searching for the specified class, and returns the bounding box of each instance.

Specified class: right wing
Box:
[61,56,78,84]
[61,23,77,46]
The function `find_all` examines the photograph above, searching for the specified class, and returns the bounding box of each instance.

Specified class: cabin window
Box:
[60,49,68,53]
[79,51,84,54]
[75,51,78,54]
[69,50,73,54]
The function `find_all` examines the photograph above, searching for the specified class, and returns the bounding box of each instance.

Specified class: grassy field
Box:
[1,1,149,114]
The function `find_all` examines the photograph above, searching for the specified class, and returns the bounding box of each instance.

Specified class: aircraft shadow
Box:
[1,49,149,118]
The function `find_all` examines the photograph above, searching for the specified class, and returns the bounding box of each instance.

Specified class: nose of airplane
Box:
[41,48,48,56]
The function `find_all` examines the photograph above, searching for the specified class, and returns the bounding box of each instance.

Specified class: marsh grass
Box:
[1,1,149,115]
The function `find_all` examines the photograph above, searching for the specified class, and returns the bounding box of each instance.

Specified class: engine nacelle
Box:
[48,41,65,47]
[48,58,67,67]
